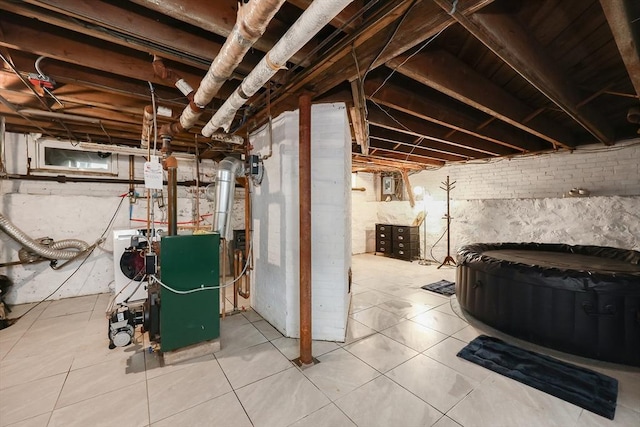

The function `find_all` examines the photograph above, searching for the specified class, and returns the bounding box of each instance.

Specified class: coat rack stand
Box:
[438,175,457,269]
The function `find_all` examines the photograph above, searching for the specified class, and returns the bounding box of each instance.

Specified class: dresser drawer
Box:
[393,225,419,239]
[394,248,419,260]
[393,241,419,251]
[375,244,393,255]
[376,224,392,234]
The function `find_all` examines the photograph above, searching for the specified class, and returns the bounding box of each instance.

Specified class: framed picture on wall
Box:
[382,175,395,195]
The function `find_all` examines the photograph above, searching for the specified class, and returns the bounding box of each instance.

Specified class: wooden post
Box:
[298,93,313,365]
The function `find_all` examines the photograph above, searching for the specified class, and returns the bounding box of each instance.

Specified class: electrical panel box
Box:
[159,233,220,352]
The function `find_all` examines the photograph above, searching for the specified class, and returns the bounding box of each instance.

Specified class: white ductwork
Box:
[202,0,354,136]
[0,214,90,260]
[179,0,287,132]
[213,156,244,240]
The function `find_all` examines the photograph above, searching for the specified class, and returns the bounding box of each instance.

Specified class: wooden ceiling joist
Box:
[127,0,315,66]
[6,0,256,75]
[365,79,547,153]
[366,102,514,157]
[433,0,615,145]
[598,0,640,97]
[388,50,576,149]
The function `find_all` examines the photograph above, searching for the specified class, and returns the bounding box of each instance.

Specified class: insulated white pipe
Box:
[202,0,354,136]
[179,0,287,131]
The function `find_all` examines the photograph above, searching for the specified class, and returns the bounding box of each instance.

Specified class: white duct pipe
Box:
[179,0,287,131]
[202,0,354,136]
[213,156,245,240]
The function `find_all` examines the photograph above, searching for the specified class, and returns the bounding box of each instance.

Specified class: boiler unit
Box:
[112,229,148,304]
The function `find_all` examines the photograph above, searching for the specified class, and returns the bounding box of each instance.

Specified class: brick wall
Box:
[412,139,640,200]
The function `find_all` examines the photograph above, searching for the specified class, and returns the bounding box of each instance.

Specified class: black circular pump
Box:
[119,243,147,281]
[456,242,640,366]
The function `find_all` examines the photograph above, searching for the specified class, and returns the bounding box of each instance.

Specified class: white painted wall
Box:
[352,139,640,259]
[0,133,245,304]
[250,103,351,342]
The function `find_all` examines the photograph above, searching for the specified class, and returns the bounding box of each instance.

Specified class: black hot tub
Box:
[456,243,640,366]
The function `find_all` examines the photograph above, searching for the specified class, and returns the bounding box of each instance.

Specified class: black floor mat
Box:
[457,335,618,419]
[421,280,455,296]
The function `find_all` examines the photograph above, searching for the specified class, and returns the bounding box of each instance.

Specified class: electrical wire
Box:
[15,195,127,321]
[370,25,448,98]
[151,239,253,294]
[429,225,449,264]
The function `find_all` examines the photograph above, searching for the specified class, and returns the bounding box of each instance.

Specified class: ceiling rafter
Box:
[127,0,315,67]
[6,0,257,75]
[366,106,513,156]
[387,50,576,149]
[433,0,615,145]
[365,79,547,153]
[598,0,640,97]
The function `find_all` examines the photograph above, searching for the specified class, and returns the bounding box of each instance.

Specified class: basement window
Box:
[35,140,118,175]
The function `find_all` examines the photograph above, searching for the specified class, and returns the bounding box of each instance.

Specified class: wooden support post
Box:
[298,93,313,365]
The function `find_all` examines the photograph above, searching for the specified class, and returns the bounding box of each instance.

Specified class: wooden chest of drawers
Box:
[375,223,419,261]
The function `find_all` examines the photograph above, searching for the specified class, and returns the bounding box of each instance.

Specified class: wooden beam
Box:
[128,0,315,66]
[433,0,615,145]
[400,169,415,207]
[0,18,232,100]
[6,52,192,107]
[350,79,369,155]
[369,127,471,161]
[388,50,575,149]
[243,0,495,134]
[366,79,547,153]
[7,0,257,75]
[599,0,640,97]
[367,105,513,156]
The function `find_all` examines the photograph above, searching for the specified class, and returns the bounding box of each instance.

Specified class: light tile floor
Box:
[1,254,639,426]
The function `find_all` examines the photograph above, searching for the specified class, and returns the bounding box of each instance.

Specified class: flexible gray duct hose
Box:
[0,213,90,260]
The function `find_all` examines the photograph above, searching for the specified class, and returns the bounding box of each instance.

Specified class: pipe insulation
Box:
[202,0,354,136]
[0,214,90,260]
[179,0,287,131]
[213,156,244,240]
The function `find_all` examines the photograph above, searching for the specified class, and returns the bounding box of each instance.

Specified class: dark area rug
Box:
[457,335,618,419]
[421,279,455,296]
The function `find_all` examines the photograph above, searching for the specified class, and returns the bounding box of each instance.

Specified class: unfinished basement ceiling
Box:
[1,0,638,171]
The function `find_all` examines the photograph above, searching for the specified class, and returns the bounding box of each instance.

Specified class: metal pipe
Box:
[167,157,178,236]
[179,0,287,131]
[212,156,244,240]
[0,214,90,260]
[202,0,354,136]
[2,173,207,187]
[298,93,312,365]
[238,163,252,299]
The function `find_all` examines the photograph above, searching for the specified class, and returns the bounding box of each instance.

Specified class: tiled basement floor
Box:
[1,253,639,426]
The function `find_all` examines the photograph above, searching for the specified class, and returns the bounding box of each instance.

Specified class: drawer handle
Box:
[398,243,404,247]
[398,236,404,240]
[398,250,405,254]
[380,233,386,238]
[398,228,404,232]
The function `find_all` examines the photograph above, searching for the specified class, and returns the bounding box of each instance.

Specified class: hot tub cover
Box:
[457,242,640,293]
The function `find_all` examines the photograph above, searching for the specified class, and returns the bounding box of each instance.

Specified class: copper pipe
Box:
[222,238,227,318]
[238,170,252,299]
[298,93,312,365]
[167,158,178,236]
